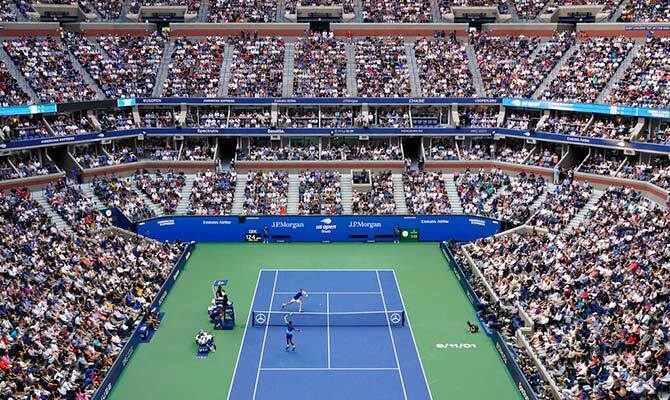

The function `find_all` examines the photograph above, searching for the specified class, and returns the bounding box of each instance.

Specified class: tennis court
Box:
[228,269,432,400]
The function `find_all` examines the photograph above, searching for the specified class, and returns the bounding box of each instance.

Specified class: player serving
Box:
[284,313,301,351]
[281,288,308,312]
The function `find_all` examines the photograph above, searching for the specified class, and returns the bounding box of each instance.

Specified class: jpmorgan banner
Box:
[135,215,501,243]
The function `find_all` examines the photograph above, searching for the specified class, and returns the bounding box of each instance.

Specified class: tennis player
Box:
[284,313,301,351]
[281,288,308,312]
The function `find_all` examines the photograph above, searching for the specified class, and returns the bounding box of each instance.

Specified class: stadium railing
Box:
[440,242,540,400]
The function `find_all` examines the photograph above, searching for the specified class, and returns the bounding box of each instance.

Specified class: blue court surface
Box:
[227,269,432,400]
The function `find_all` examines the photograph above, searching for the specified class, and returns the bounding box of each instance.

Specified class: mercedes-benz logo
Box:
[389,313,402,324]
[255,313,267,325]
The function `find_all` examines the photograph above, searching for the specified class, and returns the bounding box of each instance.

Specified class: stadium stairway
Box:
[217,43,235,97]
[532,40,581,99]
[352,0,363,22]
[282,41,296,97]
[231,178,247,215]
[566,189,605,230]
[32,190,72,233]
[345,42,358,97]
[277,0,286,21]
[430,0,442,22]
[0,46,39,103]
[61,40,107,100]
[340,172,353,214]
[152,38,176,97]
[79,182,105,210]
[175,174,196,215]
[132,180,165,217]
[404,40,422,97]
[526,182,553,220]
[444,173,464,214]
[119,0,133,21]
[464,43,486,97]
[391,173,409,214]
[596,40,642,104]
[287,173,301,214]
[197,0,210,22]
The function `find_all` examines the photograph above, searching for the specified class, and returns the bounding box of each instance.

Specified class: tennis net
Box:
[251,310,405,327]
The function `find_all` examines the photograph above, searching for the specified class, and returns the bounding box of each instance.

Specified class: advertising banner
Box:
[136,215,501,243]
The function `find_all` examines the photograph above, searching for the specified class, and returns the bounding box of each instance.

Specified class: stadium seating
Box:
[355,37,410,97]
[298,170,343,215]
[227,34,285,97]
[294,32,348,98]
[188,170,237,215]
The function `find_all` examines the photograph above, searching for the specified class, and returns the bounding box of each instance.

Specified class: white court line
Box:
[259,367,399,371]
[226,270,263,400]
[376,271,408,400]
[391,269,434,400]
[252,270,278,400]
[326,293,331,369]
[259,269,395,272]
[274,291,381,295]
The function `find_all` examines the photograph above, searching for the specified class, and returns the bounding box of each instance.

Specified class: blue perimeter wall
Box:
[440,242,537,400]
[135,215,502,243]
[94,242,195,400]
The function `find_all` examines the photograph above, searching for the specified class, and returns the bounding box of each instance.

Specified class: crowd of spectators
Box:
[580,152,623,176]
[207,0,277,23]
[298,170,342,215]
[3,36,97,103]
[495,143,531,164]
[134,169,185,214]
[472,31,574,98]
[45,179,111,234]
[228,34,285,97]
[228,108,272,128]
[0,62,31,107]
[414,33,475,97]
[0,158,19,180]
[74,146,113,169]
[460,140,493,160]
[459,107,498,128]
[12,154,58,177]
[130,0,201,14]
[162,37,225,98]
[139,109,176,128]
[581,115,632,140]
[619,0,670,22]
[606,38,670,109]
[504,111,536,131]
[372,107,410,128]
[511,0,547,19]
[526,146,559,167]
[356,37,410,97]
[293,32,347,97]
[642,125,670,144]
[66,32,165,99]
[361,0,432,22]
[278,109,320,128]
[97,110,137,131]
[321,107,362,128]
[242,170,289,215]
[468,187,670,399]
[403,171,452,214]
[529,179,592,231]
[105,141,141,165]
[0,187,185,398]
[182,139,215,160]
[456,169,545,224]
[92,176,156,221]
[548,0,622,18]
[0,0,16,21]
[286,0,354,13]
[142,138,179,161]
[440,0,510,14]
[188,170,237,215]
[352,171,396,215]
[540,112,590,135]
[1,116,50,141]
[429,139,459,160]
[539,36,634,103]
[47,113,94,137]
[240,145,320,161]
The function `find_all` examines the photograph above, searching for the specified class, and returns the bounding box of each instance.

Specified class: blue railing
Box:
[440,242,538,400]
[93,242,195,400]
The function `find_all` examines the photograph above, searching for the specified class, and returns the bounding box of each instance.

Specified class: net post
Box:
[402,311,406,326]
